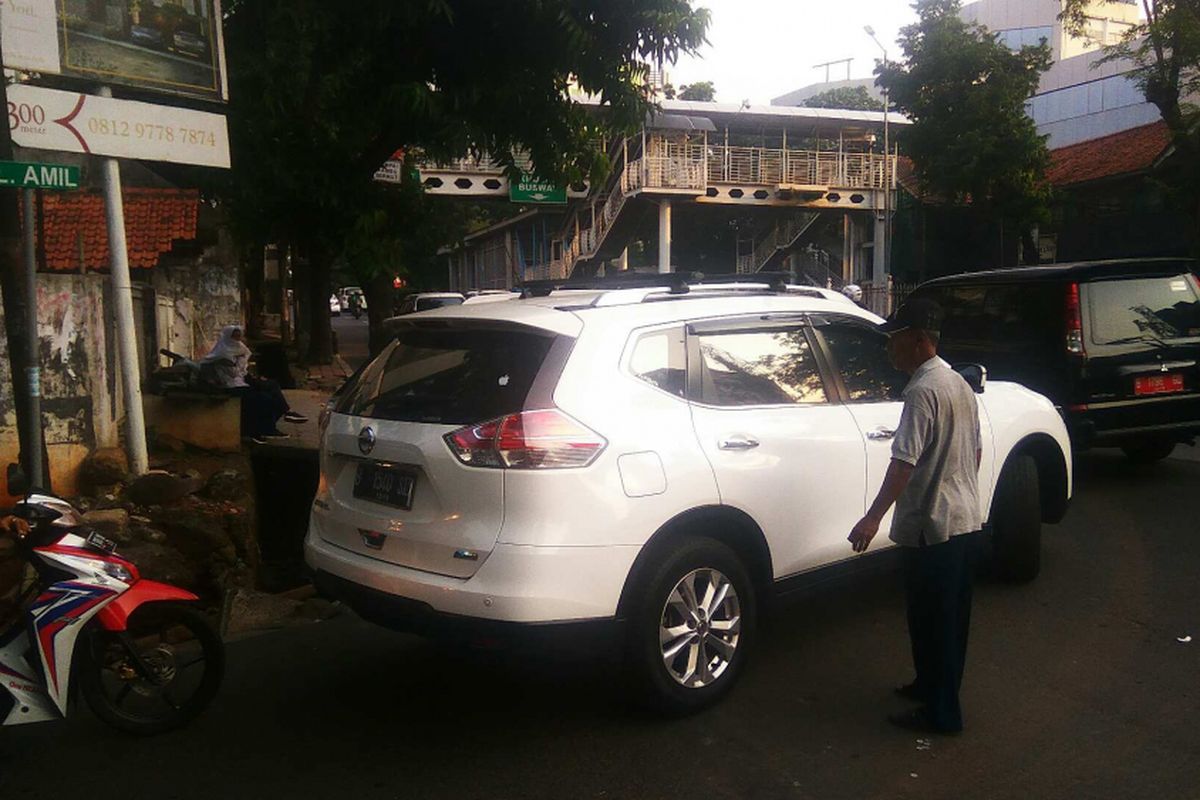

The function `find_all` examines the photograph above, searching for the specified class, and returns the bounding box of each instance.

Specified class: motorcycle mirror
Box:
[6,463,29,499]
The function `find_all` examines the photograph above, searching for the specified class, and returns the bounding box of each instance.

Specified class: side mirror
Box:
[6,463,29,497]
[955,363,988,394]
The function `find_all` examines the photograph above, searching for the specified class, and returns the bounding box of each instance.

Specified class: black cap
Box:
[880,297,944,334]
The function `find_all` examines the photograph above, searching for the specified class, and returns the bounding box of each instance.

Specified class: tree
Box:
[679,80,716,101]
[878,0,1053,267]
[802,85,884,111]
[1061,0,1200,243]
[220,1,709,363]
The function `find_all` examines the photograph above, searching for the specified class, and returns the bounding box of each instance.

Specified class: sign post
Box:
[96,87,149,476]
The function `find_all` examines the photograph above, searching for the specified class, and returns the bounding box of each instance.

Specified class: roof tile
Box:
[1047,122,1172,187]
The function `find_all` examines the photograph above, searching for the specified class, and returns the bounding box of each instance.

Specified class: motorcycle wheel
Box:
[79,602,224,736]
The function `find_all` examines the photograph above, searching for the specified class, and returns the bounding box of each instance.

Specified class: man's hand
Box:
[848,515,881,554]
[0,516,30,540]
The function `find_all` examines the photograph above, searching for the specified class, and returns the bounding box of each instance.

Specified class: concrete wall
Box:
[0,259,241,501]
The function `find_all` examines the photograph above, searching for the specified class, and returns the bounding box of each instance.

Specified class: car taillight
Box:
[445,409,606,469]
[1065,282,1085,355]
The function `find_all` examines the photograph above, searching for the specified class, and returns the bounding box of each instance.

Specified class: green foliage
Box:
[878,0,1052,227]
[218,0,709,358]
[802,85,884,111]
[678,80,716,101]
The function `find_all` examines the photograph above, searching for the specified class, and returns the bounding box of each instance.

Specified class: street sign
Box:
[8,84,231,169]
[510,173,567,204]
[0,160,79,190]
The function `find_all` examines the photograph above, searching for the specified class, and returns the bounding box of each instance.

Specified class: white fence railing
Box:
[703,146,894,189]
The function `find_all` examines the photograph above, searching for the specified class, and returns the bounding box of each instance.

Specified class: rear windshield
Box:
[1087,275,1200,345]
[336,325,556,424]
[416,297,463,311]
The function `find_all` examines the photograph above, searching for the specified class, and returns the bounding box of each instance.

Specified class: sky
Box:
[670,0,921,106]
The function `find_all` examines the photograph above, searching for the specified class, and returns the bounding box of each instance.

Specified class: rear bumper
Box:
[1066,394,1200,446]
[312,570,624,652]
[304,514,641,625]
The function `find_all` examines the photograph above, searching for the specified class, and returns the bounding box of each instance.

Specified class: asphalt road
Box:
[3,451,1199,800]
[333,313,371,370]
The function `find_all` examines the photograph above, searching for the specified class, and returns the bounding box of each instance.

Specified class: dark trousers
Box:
[228,377,290,437]
[904,532,975,732]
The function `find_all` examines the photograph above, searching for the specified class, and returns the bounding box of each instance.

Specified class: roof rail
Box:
[515,270,792,298]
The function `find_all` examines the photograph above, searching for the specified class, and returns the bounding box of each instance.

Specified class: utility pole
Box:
[0,37,46,489]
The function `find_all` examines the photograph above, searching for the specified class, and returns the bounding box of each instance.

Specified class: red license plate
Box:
[1134,373,1185,396]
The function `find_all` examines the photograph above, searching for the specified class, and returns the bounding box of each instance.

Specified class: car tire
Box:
[1120,439,1176,464]
[625,536,756,715]
[991,454,1041,583]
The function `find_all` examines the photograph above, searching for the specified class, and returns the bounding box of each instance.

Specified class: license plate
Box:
[84,530,117,554]
[1134,373,1185,396]
[352,462,416,510]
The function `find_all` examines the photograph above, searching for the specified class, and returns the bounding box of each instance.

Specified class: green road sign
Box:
[0,161,81,191]
[510,173,567,204]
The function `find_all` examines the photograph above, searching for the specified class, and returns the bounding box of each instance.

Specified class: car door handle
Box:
[719,437,760,451]
[866,427,896,441]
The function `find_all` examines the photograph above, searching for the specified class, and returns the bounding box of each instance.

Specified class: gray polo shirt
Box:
[888,356,983,547]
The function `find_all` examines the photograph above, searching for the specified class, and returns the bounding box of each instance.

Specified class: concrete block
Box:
[144,394,241,453]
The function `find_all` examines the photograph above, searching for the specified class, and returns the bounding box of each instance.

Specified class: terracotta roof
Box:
[1047,121,1173,187]
[23,188,200,272]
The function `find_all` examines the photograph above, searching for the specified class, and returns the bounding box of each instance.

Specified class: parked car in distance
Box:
[172,30,209,58]
[906,258,1200,462]
[394,292,465,315]
[130,24,165,50]
[329,294,341,316]
[307,273,1072,713]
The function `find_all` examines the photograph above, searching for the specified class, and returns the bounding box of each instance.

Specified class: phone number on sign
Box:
[86,117,219,148]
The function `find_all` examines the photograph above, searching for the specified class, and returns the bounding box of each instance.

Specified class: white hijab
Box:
[202,325,251,387]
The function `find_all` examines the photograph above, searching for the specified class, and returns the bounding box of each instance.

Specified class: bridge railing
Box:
[701,146,894,189]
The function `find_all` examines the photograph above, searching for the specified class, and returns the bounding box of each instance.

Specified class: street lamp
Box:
[865,25,891,308]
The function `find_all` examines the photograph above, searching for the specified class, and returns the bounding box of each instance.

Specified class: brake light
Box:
[445,409,606,469]
[1065,282,1085,355]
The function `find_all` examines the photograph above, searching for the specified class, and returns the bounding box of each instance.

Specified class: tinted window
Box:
[1087,275,1200,344]
[336,325,555,424]
[630,327,687,398]
[820,324,907,402]
[697,328,826,406]
[918,283,1060,351]
[416,296,464,311]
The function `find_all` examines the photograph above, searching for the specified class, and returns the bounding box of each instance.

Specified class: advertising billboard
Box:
[1,0,228,102]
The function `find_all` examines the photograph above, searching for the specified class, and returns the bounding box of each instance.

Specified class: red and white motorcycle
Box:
[1,489,223,735]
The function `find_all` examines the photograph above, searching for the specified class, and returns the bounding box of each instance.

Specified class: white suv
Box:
[305,276,1072,712]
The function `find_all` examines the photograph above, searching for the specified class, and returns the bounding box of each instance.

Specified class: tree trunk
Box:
[364,271,394,358]
[242,244,265,339]
[305,246,333,365]
[292,246,311,359]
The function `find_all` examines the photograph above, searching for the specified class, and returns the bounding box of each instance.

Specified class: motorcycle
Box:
[0,467,224,735]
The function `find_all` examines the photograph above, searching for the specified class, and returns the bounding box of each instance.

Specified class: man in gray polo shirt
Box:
[848,298,982,735]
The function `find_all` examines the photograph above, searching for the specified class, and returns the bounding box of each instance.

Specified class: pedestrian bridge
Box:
[379,100,905,283]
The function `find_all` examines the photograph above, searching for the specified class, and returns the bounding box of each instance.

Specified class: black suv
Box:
[907,258,1200,462]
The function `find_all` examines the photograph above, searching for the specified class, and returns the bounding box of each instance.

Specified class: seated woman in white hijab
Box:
[201,325,307,443]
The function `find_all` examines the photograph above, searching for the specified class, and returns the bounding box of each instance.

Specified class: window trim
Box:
[684,316,835,410]
[621,322,691,403]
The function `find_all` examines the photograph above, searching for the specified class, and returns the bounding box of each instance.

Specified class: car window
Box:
[416,297,464,311]
[819,324,907,402]
[695,327,826,407]
[630,327,687,398]
[1087,275,1200,344]
[336,325,556,424]
[917,284,1059,351]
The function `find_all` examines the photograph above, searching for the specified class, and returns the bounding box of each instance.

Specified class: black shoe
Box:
[894,681,924,702]
[283,412,309,424]
[887,708,961,736]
